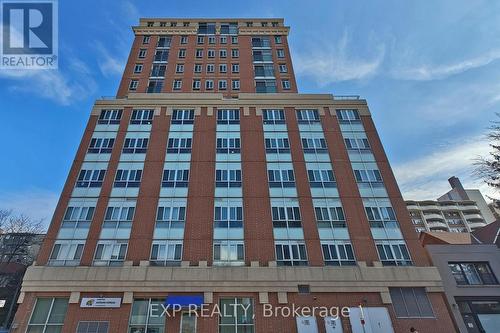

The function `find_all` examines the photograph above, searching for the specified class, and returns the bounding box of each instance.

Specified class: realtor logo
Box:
[1,0,58,69]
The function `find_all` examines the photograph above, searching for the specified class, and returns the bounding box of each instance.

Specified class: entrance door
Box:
[349,307,394,333]
[324,316,343,333]
[296,316,319,333]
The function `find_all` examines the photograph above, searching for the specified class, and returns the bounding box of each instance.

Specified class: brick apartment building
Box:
[12,19,457,333]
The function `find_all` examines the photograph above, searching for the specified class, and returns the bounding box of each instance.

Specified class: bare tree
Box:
[475,113,500,205]
[0,209,45,265]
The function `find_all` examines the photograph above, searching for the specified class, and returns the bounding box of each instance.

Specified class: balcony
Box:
[427,221,448,230]
[459,204,479,211]
[463,213,484,221]
[439,204,459,210]
[467,221,487,230]
[423,213,444,220]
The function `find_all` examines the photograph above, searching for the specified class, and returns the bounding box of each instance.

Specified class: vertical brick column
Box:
[36,115,98,265]
[127,108,169,264]
[321,110,379,263]
[241,108,275,265]
[183,107,216,264]
[361,116,430,266]
[284,107,324,266]
[79,108,132,266]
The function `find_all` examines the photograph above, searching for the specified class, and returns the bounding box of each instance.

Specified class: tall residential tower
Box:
[13,19,456,333]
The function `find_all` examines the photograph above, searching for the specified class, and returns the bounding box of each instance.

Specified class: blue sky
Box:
[1,0,500,224]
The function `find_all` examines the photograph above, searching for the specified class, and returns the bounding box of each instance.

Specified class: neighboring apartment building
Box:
[420,224,500,333]
[12,18,456,333]
[407,177,494,233]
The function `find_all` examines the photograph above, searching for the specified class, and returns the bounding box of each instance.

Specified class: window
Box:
[219,64,227,73]
[180,313,196,333]
[150,240,182,266]
[246,22,253,27]
[195,49,203,58]
[231,63,239,73]
[219,80,227,90]
[98,109,122,125]
[154,50,169,62]
[88,137,114,154]
[216,169,242,187]
[104,205,135,228]
[114,169,142,188]
[253,49,272,62]
[448,262,498,285]
[345,137,370,150]
[205,80,214,90]
[176,64,184,73]
[77,321,109,333]
[220,49,227,58]
[214,240,244,264]
[150,64,166,78]
[206,64,215,73]
[170,22,177,27]
[128,299,165,332]
[255,80,277,93]
[252,37,271,48]
[262,109,285,124]
[231,49,239,58]
[49,241,84,266]
[172,109,194,124]
[180,35,188,44]
[173,79,182,90]
[376,240,412,266]
[302,137,327,153]
[94,240,128,266]
[282,80,291,90]
[198,22,216,34]
[277,49,285,58]
[321,241,355,266]
[76,169,105,188]
[189,79,200,90]
[167,137,192,153]
[275,241,308,266]
[217,109,240,124]
[129,80,138,91]
[279,64,287,73]
[231,36,238,44]
[315,205,346,228]
[268,169,295,187]
[178,49,186,58]
[336,109,360,123]
[232,79,240,90]
[131,109,154,125]
[265,136,290,154]
[194,63,202,73]
[272,205,301,228]
[208,49,215,58]
[261,22,268,27]
[307,169,336,188]
[389,288,434,318]
[147,79,164,93]
[133,64,142,73]
[208,36,216,44]
[138,49,147,58]
[123,137,148,154]
[160,22,166,27]
[275,35,282,43]
[218,298,254,332]
[297,109,320,123]
[142,36,150,44]
[217,137,240,154]
[62,205,94,229]
[220,36,227,44]
[215,206,243,228]
[157,36,171,48]
[162,169,189,187]
[354,168,383,184]
[27,298,68,332]
[254,64,274,77]
[197,35,204,44]
[365,205,398,229]
[183,22,189,27]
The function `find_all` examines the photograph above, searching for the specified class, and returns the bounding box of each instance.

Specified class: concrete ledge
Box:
[20,265,444,294]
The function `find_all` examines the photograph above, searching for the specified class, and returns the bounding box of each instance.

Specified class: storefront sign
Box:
[165,295,204,308]
[80,297,121,308]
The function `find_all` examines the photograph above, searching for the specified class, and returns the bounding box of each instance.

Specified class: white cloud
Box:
[95,42,126,77]
[392,49,500,81]
[393,136,497,200]
[0,188,59,230]
[293,31,385,85]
